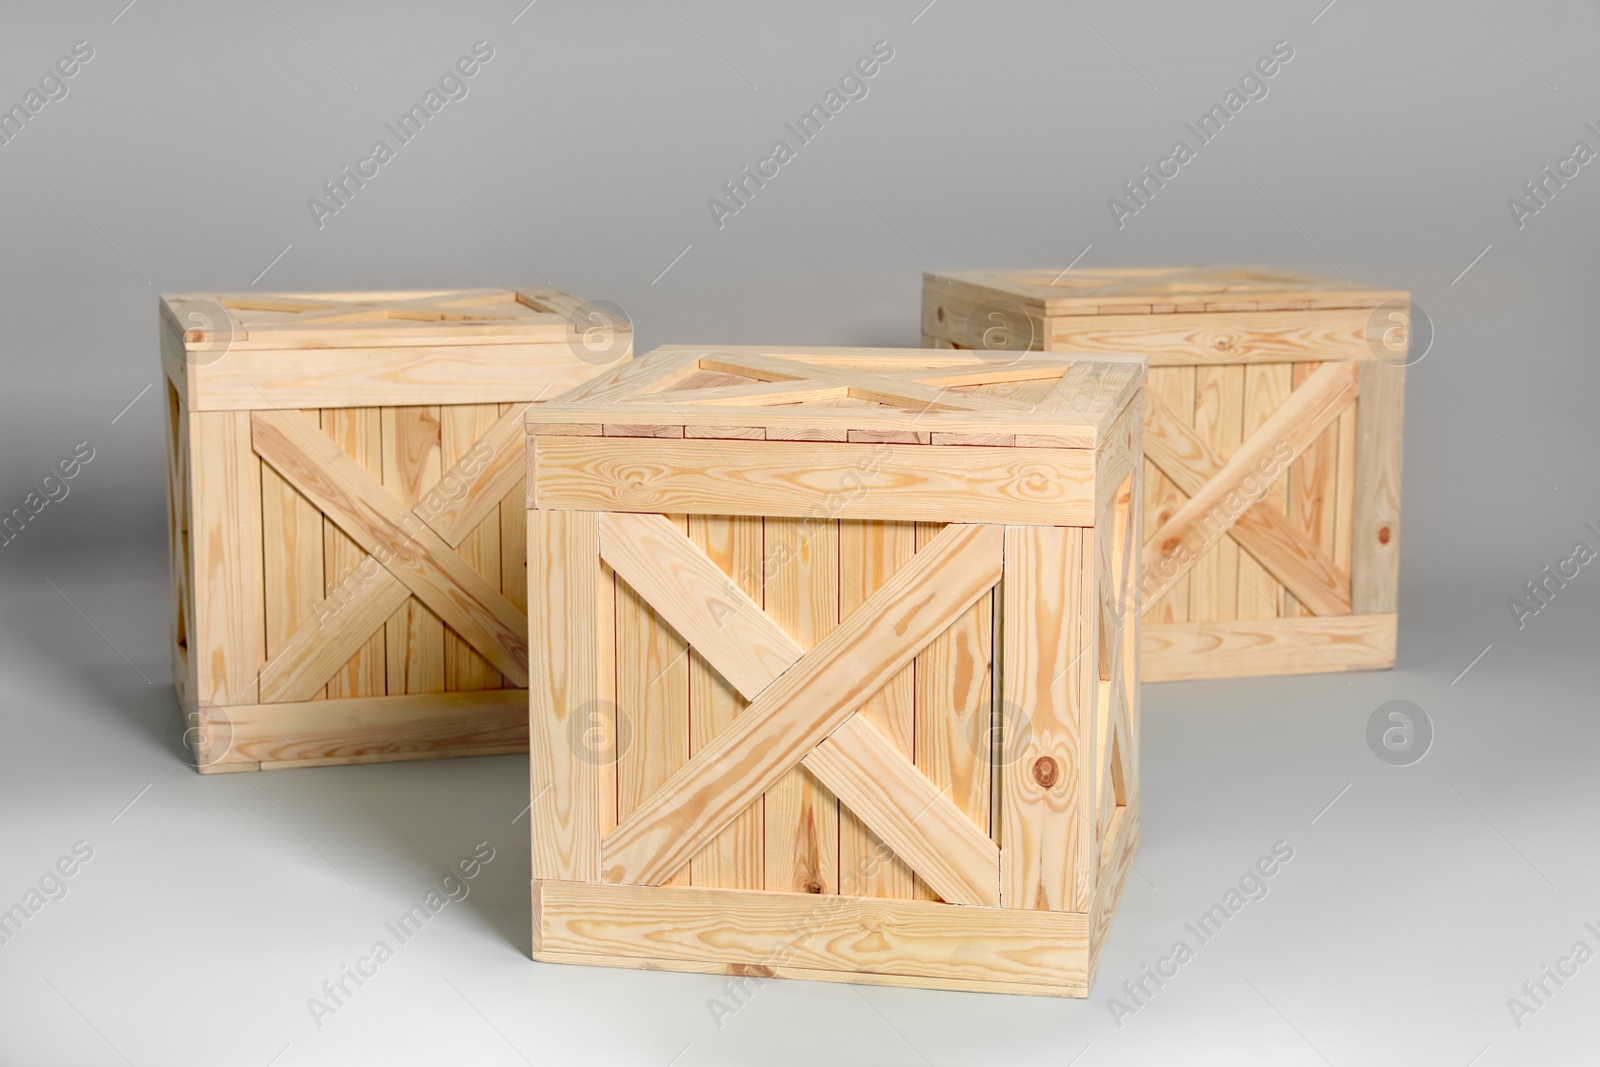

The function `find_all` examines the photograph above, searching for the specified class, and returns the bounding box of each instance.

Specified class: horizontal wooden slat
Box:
[601,523,1004,887]
[533,880,1090,990]
[534,439,1096,525]
[802,716,1000,907]
[597,512,803,700]
[1047,310,1373,366]
[204,689,529,767]
[178,343,605,411]
[1142,613,1396,682]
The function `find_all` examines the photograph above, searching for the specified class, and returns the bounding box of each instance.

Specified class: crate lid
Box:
[928,267,1408,316]
[526,345,1145,448]
[159,288,602,350]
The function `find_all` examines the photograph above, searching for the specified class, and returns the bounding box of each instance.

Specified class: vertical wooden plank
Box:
[500,401,528,621]
[763,516,841,896]
[321,407,386,697]
[1000,525,1095,914]
[838,519,916,900]
[1141,367,1194,623]
[381,405,445,695]
[191,410,264,706]
[617,515,691,884]
[687,515,765,890]
[1351,363,1405,614]
[912,521,993,902]
[1286,363,1343,616]
[262,409,325,701]
[529,509,600,882]
[1332,383,1359,577]
[1238,364,1292,619]
[442,404,503,691]
[1189,366,1242,620]
[597,561,618,838]
[165,380,196,709]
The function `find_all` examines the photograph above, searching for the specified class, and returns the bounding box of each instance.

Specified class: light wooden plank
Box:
[1000,525,1096,913]
[258,570,411,703]
[191,410,264,706]
[597,512,803,700]
[381,406,445,696]
[803,716,999,907]
[533,439,1096,526]
[1144,362,1358,617]
[603,524,1004,889]
[322,408,387,698]
[1141,368,1194,622]
[425,402,529,547]
[261,413,326,702]
[762,516,841,896]
[1188,366,1242,619]
[912,523,993,902]
[529,510,602,881]
[1351,363,1405,615]
[1142,613,1397,681]
[443,404,504,692]
[1046,309,1373,365]
[251,410,529,685]
[533,880,1090,989]
[1088,803,1138,977]
[1237,365,1293,619]
[185,343,603,411]
[1143,391,1351,617]
[1287,363,1343,617]
[210,689,528,766]
[616,515,692,885]
[687,515,765,891]
[838,519,916,900]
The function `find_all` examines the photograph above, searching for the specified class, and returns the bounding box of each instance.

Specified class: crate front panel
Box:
[924,319,1398,681]
[174,391,533,769]
[528,505,1139,992]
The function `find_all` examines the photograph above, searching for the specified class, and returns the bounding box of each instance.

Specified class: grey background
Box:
[2,0,1597,1063]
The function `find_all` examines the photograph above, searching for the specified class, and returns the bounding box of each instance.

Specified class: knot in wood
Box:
[1378,525,1391,545]
[1031,756,1059,788]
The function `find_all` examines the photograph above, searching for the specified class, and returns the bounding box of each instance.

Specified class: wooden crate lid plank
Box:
[526,345,1146,449]
[926,267,1408,315]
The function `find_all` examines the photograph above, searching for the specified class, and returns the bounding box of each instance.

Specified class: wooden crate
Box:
[161,288,629,771]
[923,267,1407,683]
[526,345,1144,997]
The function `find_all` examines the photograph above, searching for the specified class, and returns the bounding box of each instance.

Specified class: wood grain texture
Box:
[1141,368,1194,622]
[1142,613,1396,681]
[258,570,410,703]
[686,515,766,891]
[1143,362,1357,616]
[528,510,603,882]
[1045,309,1373,365]
[251,410,528,686]
[442,404,504,692]
[191,410,264,707]
[762,516,841,896]
[999,525,1096,913]
[206,689,528,767]
[261,416,326,702]
[1351,363,1405,615]
[533,880,1091,991]
[802,716,1000,907]
[598,512,802,700]
[381,405,445,697]
[837,519,916,900]
[322,408,387,698]
[1238,364,1293,619]
[533,438,1096,525]
[602,524,1004,889]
